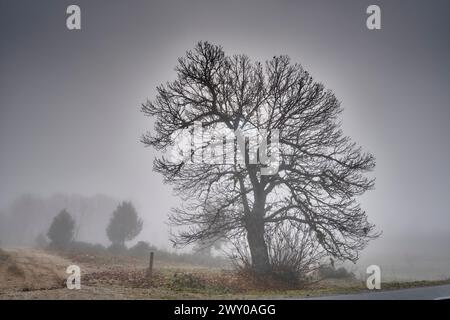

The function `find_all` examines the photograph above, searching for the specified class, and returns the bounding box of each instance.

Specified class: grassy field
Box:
[1,248,449,299]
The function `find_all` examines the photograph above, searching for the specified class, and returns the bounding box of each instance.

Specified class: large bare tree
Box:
[142,42,378,273]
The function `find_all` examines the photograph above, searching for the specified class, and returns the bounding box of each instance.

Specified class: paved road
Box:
[308,284,450,300]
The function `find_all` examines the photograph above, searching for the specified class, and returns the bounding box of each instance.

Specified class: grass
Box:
[0,248,25,277]
[63,250,450,299]
[6,264,25,278]
[81,260,450,299]
[0,248,9,262]
[3,248,450,299]
[381,279,450,290]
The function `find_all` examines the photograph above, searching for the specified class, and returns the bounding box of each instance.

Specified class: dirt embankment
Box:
[0,248,125,299]
[0,248,71,291]
[0,248,170,299]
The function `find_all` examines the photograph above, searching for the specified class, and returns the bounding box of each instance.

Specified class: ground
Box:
[0,248,449,300]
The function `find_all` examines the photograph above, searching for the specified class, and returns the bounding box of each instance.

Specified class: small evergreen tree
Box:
[47,209,75,248]
[106,201,143,248]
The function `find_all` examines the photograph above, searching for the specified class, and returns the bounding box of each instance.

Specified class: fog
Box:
[1,0,450,280]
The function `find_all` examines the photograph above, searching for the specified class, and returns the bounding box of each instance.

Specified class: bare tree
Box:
[142,41,378,273]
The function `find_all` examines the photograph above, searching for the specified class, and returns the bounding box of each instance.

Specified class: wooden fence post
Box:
[147,251,154,279]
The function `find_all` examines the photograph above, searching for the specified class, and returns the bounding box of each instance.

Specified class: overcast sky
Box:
[1,0,450,274]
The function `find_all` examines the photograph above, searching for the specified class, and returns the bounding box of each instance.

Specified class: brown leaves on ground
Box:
[1,249,363,299]
[56,250,324,294]
[82,266,314,294]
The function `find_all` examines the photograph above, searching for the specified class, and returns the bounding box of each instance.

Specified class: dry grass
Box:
[0,248,9,262]
[2,248,450,300]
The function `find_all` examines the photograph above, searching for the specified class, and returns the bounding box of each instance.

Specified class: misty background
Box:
[1,0,449,280]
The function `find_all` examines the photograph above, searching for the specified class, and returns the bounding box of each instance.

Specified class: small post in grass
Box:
[147,251,154,279]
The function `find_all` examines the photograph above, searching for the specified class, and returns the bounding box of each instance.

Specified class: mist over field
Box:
[1,192,449,281]
[1,0,450,291]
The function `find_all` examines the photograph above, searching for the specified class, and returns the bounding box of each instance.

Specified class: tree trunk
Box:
[246,214,271,274]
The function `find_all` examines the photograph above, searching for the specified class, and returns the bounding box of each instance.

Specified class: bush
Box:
[129,241,156,257]
[270,266,305,286]
[69,241,106,254]
[318,265,355,279]
[230,223,325,286]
